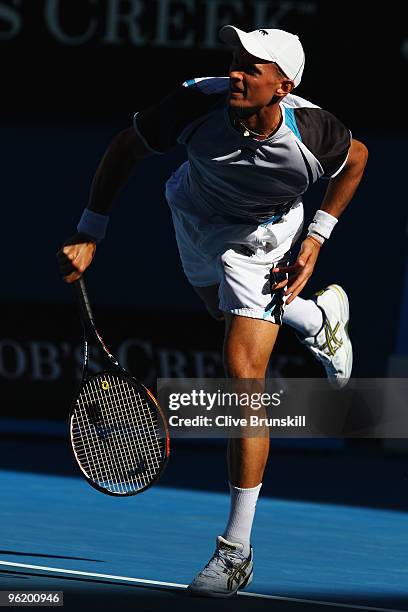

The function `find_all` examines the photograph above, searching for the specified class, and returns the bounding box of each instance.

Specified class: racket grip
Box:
[74,277,95,327]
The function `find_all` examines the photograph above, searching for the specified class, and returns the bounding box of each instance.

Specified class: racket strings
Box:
[89,377,142,493]
[75,386,138,495]
[71,374,165,494]
[90,376,161,487]
[74,378,160,493]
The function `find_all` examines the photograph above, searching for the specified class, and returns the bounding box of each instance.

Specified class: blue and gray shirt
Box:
[134,77,351,223]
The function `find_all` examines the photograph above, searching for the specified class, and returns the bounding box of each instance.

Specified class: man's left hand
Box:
[271,236,322,304]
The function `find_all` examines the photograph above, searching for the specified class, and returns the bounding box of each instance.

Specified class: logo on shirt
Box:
[259,29,268,35]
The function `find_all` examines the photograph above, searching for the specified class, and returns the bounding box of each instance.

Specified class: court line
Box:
[0,560,404,612]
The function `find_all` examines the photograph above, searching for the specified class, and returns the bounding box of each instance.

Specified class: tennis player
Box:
[57,26,368,597]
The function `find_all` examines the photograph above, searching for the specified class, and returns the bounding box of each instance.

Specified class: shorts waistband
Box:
[211,198,297,226]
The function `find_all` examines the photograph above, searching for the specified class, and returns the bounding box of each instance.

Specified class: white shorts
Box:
[166,162,304,324]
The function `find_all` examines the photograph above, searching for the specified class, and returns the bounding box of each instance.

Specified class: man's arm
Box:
[87,127,152,215]
[272,138,369,303]
[320,138,369,219]
[57,128,152,283]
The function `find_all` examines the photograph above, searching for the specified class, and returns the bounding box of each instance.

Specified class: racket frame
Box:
[69,277,170,496]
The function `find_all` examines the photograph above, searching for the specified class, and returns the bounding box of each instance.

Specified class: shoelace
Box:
[201,548,245,578]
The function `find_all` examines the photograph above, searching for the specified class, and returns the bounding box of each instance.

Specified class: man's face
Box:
[228,47,291,115]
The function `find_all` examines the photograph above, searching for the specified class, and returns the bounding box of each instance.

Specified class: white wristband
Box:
[307,210,338,242]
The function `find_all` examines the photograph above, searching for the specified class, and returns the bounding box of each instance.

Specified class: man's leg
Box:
[221,314,277,556]
[188,315,279,598]
[283,295,323,336]
[194,284,352,387]
[223,314,278,487]
[283,286,352,387]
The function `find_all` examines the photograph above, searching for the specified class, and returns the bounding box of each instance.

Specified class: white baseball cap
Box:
[220,26,305,88]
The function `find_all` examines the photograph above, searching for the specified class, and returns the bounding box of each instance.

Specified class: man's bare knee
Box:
[225,359,267,379]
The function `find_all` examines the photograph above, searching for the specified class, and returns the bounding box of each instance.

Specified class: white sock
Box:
[223,482,262,556]
[283,296,323,337]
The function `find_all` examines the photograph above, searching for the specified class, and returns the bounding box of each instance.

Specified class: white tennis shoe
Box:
[187,536,253,598]
[300,284,352,388]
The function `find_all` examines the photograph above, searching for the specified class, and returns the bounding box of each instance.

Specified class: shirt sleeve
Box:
[294,108,352,178]
[134,78,228,154]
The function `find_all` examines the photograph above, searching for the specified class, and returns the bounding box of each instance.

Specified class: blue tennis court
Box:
[1,436,408,612]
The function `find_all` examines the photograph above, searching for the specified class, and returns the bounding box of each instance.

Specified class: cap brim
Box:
[219,25,273,63]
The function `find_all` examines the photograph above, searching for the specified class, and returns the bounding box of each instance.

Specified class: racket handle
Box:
[74,276,95,327]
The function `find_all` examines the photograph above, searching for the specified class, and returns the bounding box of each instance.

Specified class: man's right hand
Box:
[56,232,97,283]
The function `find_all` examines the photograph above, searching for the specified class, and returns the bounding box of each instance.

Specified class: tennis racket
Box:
[69,276,170,496]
